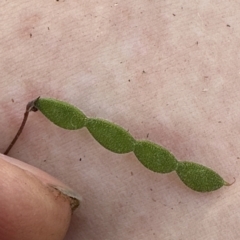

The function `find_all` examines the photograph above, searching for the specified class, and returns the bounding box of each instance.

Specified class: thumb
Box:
[0,153,81,240]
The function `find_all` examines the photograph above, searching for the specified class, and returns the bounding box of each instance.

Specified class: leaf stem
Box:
[4,97,39,155]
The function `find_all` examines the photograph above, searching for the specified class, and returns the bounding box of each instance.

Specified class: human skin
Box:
[0,1,240,239]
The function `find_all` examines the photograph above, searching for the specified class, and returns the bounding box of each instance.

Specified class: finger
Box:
[0,153,81,240]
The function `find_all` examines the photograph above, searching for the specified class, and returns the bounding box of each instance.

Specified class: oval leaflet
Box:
[35,98,86,130]
[176,161,227,192]
[134,140,178,173]
[86,118,136,153]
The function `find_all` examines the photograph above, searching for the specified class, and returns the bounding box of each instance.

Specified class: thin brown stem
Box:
[4,97,40,155]
[4,111,29,155]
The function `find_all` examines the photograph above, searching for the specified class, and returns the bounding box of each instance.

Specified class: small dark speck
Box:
[48,27,50,30]
[227,24,231,27]
[30,33,32,38]
[196,41,198,45]
[173,13,176,16]
[142,70,146,74]
[43,159,47,162]
[128,79,131,82]
[56,0,59,1]
[131,171,133,176]
[218,121,222,123]
[11,98,14,103]
[150,188,153,191]
[79,158,82,161]
[146,133,149,138]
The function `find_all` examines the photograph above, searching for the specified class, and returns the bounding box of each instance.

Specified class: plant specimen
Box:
[4,97,233,192]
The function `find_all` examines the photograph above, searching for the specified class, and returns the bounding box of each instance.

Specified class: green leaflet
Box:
[86,118,136,153]
[134,141,178,173]
[35,98,86,130]
[176,161,226,192]
[32,97,230,192]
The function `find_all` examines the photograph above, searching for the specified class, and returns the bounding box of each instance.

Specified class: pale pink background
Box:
[0,1,239,239]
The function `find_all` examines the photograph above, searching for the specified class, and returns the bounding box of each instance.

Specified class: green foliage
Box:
[86,118,136,153]
[134,141,178,173]
[35,98,86,130]
[176,161,226,192]
[33,97,229,192]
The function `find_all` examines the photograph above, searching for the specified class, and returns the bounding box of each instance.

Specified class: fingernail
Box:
[0,153,82,211]
[48,184,81,212]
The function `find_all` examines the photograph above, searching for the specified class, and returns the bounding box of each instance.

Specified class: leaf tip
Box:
[224,177,236,187]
